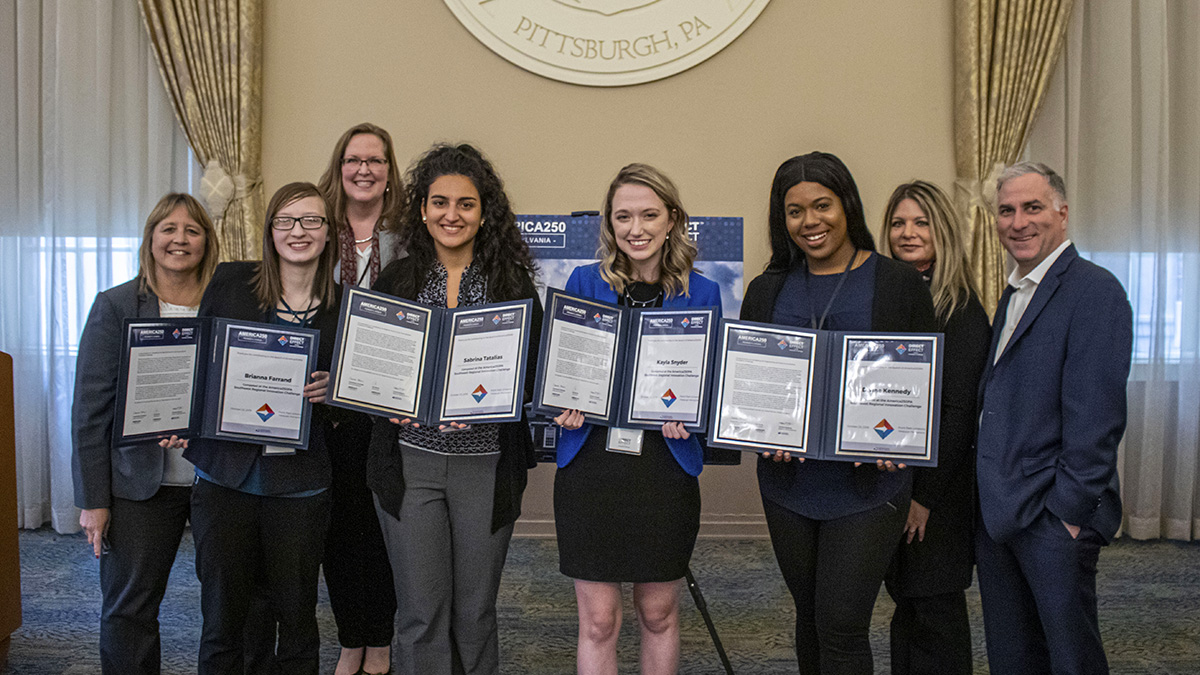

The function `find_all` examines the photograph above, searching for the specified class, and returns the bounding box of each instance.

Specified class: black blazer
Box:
[183,262,338,494]
[71,279,165,508]
[741,254,938,504]
[889,290,990,596]
[366,259,543,533]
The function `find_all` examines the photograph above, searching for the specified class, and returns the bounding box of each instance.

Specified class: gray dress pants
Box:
[376,444,513,675]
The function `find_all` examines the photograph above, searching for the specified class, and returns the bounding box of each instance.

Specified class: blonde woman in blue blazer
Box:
[553,163,721,675]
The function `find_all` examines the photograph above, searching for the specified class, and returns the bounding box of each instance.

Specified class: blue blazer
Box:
[976,245,1132,543]
[554,263,723,477]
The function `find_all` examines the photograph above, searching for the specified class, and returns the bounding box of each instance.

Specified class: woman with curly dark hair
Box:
[366,143,541,675]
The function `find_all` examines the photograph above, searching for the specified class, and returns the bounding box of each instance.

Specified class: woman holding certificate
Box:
[72,193,219,675]
[367,143,541,675]
[878,181,989,675]
[553,164,722,675]
[317,122,403,675]
[740,152,936,675]
[183,182,340,674]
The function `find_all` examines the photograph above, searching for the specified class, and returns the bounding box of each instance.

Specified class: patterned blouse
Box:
[397,261,501,455]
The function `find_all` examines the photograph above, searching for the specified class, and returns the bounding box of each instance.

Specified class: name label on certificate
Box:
[834,336,939,463]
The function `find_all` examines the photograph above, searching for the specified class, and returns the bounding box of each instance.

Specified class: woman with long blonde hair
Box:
[877,180,990,675]
[72,193,219,675]
[553,163,722,675]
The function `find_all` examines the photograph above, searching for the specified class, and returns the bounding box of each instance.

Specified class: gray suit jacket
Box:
[71,278,167,508]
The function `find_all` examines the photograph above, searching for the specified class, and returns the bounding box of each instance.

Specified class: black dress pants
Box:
[763,497,908,675]
[887,590,972,674]
[191,478,331,675]
[99,486,190,675]
[324,415,396,648]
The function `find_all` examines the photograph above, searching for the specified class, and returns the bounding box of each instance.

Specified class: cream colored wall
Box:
[263,0,956,537]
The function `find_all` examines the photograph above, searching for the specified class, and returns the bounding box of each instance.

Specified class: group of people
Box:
[71,120,1132,675]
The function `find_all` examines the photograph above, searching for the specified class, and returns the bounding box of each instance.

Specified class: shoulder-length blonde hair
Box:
[877,180,979,323]
[253,182,340,312]
[598,163,698,298]
[316,123,405,232]
[137,193,220,305]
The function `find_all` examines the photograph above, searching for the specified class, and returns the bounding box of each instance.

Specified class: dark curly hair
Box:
[766,151,876,272]
[398,143,537,301]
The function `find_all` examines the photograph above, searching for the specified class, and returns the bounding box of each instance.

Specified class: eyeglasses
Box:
[342,157,388,170]
[271,216,327,231]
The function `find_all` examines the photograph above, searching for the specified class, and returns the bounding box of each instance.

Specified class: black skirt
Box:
[554,427,700,583]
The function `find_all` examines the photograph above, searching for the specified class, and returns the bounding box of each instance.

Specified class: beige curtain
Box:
[954,0,1074,314]
[139,0,264,261]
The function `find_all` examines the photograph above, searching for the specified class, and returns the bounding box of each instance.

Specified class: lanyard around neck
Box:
[805,249,858,331]
[278,295,316,328]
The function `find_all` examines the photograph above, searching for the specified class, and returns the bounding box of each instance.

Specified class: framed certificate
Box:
[830,333,942,466]
[619,306,719,433]
[707,320,823,455]
[430,299,534,425]
[113,318,208,443]
[531,288,626,425]
[326,287,442,421]
[202,319,319,449]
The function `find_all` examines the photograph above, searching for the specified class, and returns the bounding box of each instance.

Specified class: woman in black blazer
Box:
[366,143,541,675]
[742,152,936,675]
[316,123,404,675]
[878,180,990,675]
[71,193,219,675]
[181,182,340,675]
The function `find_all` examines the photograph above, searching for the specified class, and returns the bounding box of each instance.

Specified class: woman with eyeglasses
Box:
[741,152,936,675]
[878,180,989,675]
[71,193,219,675]
[316,123,405,675]
[367,143,541,675]
[179,182,341,675]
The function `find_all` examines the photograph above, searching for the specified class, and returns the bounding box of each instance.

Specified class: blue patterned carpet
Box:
[6,529,1199,674]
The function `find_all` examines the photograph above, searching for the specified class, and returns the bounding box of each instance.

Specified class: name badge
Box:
[606,427,644,456]
[262,445,296,456]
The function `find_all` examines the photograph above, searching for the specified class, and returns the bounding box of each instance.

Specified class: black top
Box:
[888,286,991,596]
[183,261,341,495]
[742,254,937,521]
[366,258,544,533]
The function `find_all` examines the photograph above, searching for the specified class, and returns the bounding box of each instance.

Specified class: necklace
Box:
[623,281,663,308]
[354,234,373,244]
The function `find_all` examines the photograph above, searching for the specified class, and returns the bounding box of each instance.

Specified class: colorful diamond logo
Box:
[895,344,907,355]
[277,335,289,347]
[777,338,788,350]
[593,312,602,323]
[172,328,181,339]
[492,314,501,325]
[472,384,488,402]
[680,317,690,328]
[396,310,405,321]
[257,404,275,422]
[874,419,894,439]
[661,389,677,407]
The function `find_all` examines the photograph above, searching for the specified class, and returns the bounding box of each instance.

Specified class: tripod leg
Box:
[685,567,735,675]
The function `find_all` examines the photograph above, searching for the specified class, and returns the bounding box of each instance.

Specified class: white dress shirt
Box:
[993,239,1073,364]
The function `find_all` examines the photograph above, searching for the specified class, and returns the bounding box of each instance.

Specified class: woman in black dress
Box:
[878,180,990,674]
[553,163,723,675]
[741,152,936,674]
